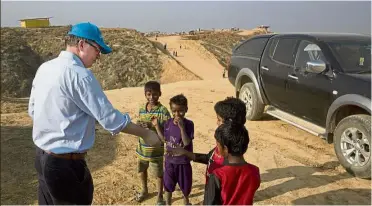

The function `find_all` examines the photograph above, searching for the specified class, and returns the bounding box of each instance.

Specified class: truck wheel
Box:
[239,83,264,120]
[334,114,371,179]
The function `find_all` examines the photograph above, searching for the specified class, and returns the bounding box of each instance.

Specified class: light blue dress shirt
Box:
[28,51,131,154]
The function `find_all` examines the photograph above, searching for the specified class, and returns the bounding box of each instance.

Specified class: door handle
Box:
[261,66,269,71]
[288,74,298,80]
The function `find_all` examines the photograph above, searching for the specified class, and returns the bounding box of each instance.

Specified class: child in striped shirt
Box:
[135,81,171,205]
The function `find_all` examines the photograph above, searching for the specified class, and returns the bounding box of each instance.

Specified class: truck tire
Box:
[334,114,371,179]
[239,83,264,121]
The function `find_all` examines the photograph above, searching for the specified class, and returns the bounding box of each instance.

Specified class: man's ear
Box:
[77,40,85,51]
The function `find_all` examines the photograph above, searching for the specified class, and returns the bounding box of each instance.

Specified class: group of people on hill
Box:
[28,22,260,205]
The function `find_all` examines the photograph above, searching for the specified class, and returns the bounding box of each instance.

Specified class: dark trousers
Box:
[35,147,94,205]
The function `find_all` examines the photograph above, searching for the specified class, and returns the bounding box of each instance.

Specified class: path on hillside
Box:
[1,35,370,205]
[150,36,225,80]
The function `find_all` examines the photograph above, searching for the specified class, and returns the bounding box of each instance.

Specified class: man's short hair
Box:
[64,35,85,47]
[144,81,161,92]
[214,97,246,125]
[214,122,249,156]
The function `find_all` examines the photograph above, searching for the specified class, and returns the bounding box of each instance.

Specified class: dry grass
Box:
[2,80,371,205]
[0,112,122,205]
[1,98,36,204]
[0,98,135,205]
[1,98,30,114]
[3,28,369,206]
[1,27,162,98]
[93,28,162,89]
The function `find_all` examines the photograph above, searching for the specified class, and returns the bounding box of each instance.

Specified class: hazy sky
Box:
[1,1,371,34]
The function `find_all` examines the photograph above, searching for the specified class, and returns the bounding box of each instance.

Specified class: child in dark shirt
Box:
[203,122,260,205]
[168,97,246,184]
[152,94,194,205]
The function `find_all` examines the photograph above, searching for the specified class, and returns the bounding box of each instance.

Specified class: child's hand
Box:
[177,118,185,129]
[167,145,186,157]
[137,120,143,126]
[138,120,148,129]
[151,117,159,127]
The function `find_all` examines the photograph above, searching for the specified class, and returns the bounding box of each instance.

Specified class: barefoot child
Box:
[204,122,260,205]
[153,94,194,205]
[168,97,246,184]
[135,81,171,204]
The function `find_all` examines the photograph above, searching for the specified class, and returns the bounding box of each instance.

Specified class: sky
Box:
[1,1,371,34]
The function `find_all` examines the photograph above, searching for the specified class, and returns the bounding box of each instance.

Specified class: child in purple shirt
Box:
[153,94,194,205]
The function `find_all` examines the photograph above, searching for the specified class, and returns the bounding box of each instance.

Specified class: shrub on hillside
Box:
[1,27,161,98]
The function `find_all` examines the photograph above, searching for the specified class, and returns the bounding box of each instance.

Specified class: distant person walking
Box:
[164,43,167,50]
[28,22,161,205]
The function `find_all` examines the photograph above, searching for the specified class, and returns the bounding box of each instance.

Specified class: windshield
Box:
[327,40,371,73]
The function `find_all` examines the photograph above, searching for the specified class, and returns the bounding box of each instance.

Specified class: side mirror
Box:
[306,60,327,74]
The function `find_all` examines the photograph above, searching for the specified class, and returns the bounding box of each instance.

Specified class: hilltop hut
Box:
[19,17,52,28]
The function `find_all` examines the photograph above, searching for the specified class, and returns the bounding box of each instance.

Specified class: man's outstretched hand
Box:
[143,130,162,147]
[121,122,162,147]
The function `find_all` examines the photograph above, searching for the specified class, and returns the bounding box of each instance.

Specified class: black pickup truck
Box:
[227,33,371,179]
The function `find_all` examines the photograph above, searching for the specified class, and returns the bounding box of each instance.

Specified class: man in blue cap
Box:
[28,22,162,204]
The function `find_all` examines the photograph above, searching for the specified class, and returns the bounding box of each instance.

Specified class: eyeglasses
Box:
[85,40,101,54]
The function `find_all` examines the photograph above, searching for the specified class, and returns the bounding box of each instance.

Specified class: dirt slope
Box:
[1,79,370,205]
[151,36,225,80]
[0,27,198,98]
[182,29,269,68]
[0,32,370,205]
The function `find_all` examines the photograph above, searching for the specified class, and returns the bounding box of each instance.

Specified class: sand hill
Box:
[1,28,370,205]
[0,27,199,98]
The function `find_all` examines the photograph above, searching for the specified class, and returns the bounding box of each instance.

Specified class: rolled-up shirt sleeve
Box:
[73,73,131,135]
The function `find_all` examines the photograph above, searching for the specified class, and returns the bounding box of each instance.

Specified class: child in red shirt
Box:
[168,97,246,184]
[204,122,260,205]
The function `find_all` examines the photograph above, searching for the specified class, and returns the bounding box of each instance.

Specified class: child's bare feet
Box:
[183,196,191,205]
[165,192,172,205]
[135,190,148,202]
[156,197,166,205]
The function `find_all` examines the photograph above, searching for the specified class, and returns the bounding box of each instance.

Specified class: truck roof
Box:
[267,32,370,42]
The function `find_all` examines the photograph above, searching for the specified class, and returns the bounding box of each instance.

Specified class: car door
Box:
[260,36,299,111]
[285,39,334,126]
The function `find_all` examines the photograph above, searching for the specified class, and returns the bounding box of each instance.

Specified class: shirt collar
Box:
[59,51,85,68]
[144,102,162,112]
[223,158,248,166]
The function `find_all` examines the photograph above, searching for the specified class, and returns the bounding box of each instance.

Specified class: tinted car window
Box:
[235,37,270,58]
[327,40,371,73]
[271,38,298,65]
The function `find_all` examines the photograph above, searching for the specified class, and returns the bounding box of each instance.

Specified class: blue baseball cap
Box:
[68,22,112,54]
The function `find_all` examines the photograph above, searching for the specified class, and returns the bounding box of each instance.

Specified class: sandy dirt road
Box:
[102,79,371,205]
[151,35,225,80]
[1,36,370,205]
